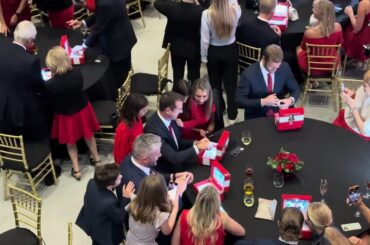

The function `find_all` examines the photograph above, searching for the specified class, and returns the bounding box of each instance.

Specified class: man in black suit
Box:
[116,133,193,201]
[67,0,137,88]
[144,92,210,173]
[76,163,134,245]
[237,0,281,52]
[235,44,300,120]
[155,0,204,84]
[0,21,48,140]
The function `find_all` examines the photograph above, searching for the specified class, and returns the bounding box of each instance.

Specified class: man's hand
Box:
[67,19,82,30]
[9,14,18,26]
[261,94,279,107]
[122,181,135,198]
[176,171,194,183]
[0,22,9,37]
[196,137,210,150]
[176,119,184,127]
[271,25,282,36]
[278,98,293,109]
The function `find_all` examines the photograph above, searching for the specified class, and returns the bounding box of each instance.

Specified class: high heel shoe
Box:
[71,168,81,181]
[89,158,101,166]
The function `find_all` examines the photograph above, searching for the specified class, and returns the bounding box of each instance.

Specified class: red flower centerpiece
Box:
[267,148,304,176]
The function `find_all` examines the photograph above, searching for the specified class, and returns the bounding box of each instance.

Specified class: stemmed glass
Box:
[364,174,370,199]
[320,178,328,202]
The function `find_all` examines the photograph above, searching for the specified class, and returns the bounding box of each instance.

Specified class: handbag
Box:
[274,108,304,131]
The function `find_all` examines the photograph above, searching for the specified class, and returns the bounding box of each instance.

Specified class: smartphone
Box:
[229,146,244,157]
[341,83,346,92]
[348,185,361,205]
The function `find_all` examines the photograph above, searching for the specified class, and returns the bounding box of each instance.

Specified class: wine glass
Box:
[241,130,252,146]
[320,178,328,202]
[364,174,370,199]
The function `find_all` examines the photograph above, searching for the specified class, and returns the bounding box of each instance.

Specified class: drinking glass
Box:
[364,174,370,199]
[273,172,284,188]
[241,130,252,146]
[320,178,328,202]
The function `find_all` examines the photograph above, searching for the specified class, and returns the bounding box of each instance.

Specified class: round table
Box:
[185,118,370,243]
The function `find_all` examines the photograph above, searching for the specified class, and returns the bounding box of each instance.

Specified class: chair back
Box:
[116,70,132,116]
[236,42,261,73]
[0,134,28,170]
[306,43,341,77]
[8,185,42,243]
[337,77,363,109]
[68,222,73,245]
[157,43,171,103]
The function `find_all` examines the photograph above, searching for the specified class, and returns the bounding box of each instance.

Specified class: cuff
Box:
[289,97,295,106]
[193,145,199,154]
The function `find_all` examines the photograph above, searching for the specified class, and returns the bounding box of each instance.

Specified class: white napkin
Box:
[203,142,217,159]
[255,198,278,221]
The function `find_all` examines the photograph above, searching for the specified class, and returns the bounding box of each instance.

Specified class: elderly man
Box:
[0,20,48,140]
[117,133,194,201]
[235,44,300,120]
[144,92,210,173]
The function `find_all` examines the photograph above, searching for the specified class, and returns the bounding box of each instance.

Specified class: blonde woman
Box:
[126,174,185,245]
[200,0,241,125]
[296,0,343,77]
[171,185,245,245]
[307,202,353,245]
[176,78,216,140]
[45,46,101,180]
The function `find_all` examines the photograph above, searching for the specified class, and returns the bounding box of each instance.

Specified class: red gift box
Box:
[193,161,231,200]
[268,3,289,32]
[281,194,312,240]
[274,108,304,131]
[197,130,230,166]
[60,35,85,65]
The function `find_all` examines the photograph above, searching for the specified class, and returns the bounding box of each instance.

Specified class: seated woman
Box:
[172,185,245,245]
[0,0,31,36]
[343,0,370,63]
[176,78,216,140]
[307,202,353,245]
[333,70,370,140]
[33,0,74,28]
[296,0,343,78]
[113,93,148,164]
[45,46,101,180]
[126,174,185,245]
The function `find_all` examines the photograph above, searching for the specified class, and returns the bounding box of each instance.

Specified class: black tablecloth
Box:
[185,118,370,243]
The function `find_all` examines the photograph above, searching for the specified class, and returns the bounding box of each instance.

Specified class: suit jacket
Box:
[0,43,48,140]
[236,17,280,51]
[235,62,300,120]
[76,179,125,245]
[155,0,204,59]
[85,0,137,63]
[144,112,197,173]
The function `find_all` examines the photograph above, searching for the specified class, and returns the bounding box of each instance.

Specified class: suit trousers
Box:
[171,52,201,84]
[207,43,238,120]
[111,54,132,89]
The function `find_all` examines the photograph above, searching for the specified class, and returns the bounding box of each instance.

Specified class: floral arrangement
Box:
[267,148,304,173]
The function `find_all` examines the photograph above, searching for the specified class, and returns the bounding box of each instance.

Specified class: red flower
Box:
[288,153,299,163]
[276,164,283,173]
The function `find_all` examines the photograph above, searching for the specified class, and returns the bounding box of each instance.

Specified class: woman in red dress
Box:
[0,0,31,36]
[296,0,343,81]
[171,185,245,245]
[343,0,370,62]
[113,93,148,165]
[46,46,101,180]
[176,78,216,140]
[33,0,74,29]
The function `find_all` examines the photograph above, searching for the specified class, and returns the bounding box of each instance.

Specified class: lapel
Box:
[155,113,178,148]
[129,159,148,178]
[255,64,268,92]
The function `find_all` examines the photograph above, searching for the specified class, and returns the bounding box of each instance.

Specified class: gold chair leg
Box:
[342,54,347,75]
[3,170,9,200]
[332,78,337,112]
[301,79,309,107]
[25,172,39,198]
[49,156,58,185]
[138,3,145,28]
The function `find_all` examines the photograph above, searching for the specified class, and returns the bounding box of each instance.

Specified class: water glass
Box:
[241,130,252,146]
[364,174,370,199]
[320,178,328,202]
[273,172,284,188]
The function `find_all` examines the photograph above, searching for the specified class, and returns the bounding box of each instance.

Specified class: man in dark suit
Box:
[144,92,210,173]
[116,133,193,201]
[155,0,204,84]
[67,0,137,88]
[237,0,280,52]
[0,21,48,140]
[76,163,134,245]
[235,44,300,120]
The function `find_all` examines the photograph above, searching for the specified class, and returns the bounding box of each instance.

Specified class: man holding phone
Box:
[235,44,300,120]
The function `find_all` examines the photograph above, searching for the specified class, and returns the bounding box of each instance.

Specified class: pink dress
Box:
[343,13,370,61]
[1,0,31,30]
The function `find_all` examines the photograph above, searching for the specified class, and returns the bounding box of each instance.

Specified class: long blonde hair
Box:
[209,0,237,39]
[187,186,222,245]
[308,202,353,245]
[128,174,171,224]
[315,0,336,37]
[191,78,214,120]
[46,46,72,75]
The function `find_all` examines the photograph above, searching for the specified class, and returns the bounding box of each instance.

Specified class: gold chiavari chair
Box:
[0,185,43,245]
[126,0,145,28]
[68,222,73,245]
[0,134,57,200]
[337,77,363,110]
[301,43,341,111]
[236,42,261,74]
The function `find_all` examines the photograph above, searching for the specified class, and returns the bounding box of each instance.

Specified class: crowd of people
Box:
[0,0,369,244]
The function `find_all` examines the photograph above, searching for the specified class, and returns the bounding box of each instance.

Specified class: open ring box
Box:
[193,161,230,200]
[197,130,230,166]
[60,35,85,65]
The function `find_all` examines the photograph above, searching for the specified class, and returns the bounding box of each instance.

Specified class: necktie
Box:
[168,124,179,148]
[150,169,156,175]
[267,73,273,94]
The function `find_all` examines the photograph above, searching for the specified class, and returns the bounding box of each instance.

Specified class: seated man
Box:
[144,91,210,173]
[116,133,194,202]
[235,44,300,120]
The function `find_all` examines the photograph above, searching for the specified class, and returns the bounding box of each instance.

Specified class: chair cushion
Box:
[131,73,158,95]
[0,227,39,245]
[91,100,116,125]
[2,140,50,172]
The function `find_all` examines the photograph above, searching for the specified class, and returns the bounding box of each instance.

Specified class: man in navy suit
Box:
[144,92,210,173]
[235,44,300,120]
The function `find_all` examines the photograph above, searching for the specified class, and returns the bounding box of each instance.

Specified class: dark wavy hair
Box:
[120,93,148,128]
